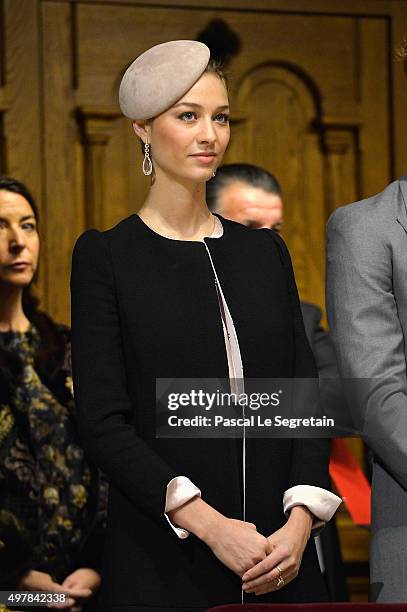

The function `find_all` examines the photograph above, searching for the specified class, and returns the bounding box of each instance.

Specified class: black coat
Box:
[70,213,330,611]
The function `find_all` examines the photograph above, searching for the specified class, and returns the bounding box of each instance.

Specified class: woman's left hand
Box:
[241,506,313,596]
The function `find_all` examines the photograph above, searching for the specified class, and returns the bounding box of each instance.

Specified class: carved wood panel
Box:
[2,1,44,303]
[228,63,326,303]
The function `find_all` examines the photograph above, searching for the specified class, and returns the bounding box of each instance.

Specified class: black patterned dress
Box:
[0,323,105,588]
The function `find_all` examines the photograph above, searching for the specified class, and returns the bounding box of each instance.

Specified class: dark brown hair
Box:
[0,176,68,387]
[203,58,229,90]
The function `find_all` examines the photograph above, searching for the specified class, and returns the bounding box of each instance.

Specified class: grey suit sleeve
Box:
[326,206,407,489]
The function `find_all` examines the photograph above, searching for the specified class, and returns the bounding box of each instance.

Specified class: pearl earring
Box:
[142,142,153,176]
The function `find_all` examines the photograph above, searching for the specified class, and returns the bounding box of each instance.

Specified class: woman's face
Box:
[136,72,230,182]
[0,190,39,289]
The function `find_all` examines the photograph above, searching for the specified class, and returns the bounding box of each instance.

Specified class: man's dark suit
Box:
[300,302,349,602]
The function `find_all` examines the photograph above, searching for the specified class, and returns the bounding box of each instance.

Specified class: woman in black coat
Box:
[70,40,341,611]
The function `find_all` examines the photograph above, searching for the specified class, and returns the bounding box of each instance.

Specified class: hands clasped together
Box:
[203,506,313,596]
[18,568,101,611]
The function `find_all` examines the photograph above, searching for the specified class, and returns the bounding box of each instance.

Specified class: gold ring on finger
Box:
[276,575,285,587]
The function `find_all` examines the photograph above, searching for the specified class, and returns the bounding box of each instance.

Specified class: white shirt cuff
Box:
[283,485,342,531]
[164,476,201,539]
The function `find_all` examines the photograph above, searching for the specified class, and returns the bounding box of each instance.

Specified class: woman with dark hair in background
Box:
[0,176,104,610]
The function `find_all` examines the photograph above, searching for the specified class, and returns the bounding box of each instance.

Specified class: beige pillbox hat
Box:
[119,40,211,120]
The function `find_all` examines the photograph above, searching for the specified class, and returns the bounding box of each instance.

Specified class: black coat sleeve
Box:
[265,230,331,491]
[70,229,177,525]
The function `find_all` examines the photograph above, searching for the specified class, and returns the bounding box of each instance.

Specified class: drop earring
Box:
[142,141,153,176]
[212,170,216,178]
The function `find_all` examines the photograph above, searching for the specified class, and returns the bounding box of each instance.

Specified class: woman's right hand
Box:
[168,497,269,576]
[202,516,269,577]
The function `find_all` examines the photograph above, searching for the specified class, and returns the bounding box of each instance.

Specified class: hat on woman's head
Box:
[119,40,210,120]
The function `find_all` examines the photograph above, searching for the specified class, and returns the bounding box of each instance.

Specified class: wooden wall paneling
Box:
[53,0,392,18]
[77,106,121,230]
[0,109,7,174]
[75,6,359,115]
[75,4,216,106]
[0,89,6,173]
[0,111,5,174]
[3,0,42,198]
[322,122,360,218]
[103,117,144,225]
[302,127,326,310]
[232,63,325,307]
[0,88,6,111]
[41,1,81,324]
[3,0,44,302]
[391,1,407,180]
[78,107,149,229]
[359,17,391,195]
[0,0,6,243]
[0,0,5,87]
[219,12,359,121]
[222,113,248,167]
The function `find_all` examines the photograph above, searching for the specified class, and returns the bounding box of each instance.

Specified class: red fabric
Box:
[329,438,371,526]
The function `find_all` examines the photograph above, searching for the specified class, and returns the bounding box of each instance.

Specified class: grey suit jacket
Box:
[326,176,407,602]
